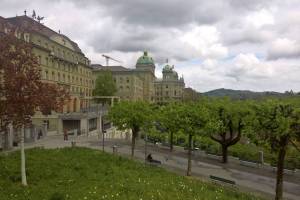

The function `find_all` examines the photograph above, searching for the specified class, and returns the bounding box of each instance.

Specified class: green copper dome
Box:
[136,51,154,65]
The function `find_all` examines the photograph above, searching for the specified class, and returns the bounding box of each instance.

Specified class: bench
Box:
[209,175,236,185]
[147,160,162,167]
[239,160,260,168]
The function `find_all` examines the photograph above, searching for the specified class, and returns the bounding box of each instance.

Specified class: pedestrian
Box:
[63,129,68,141]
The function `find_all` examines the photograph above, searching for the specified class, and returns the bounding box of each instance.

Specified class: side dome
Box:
[136,51,154,66]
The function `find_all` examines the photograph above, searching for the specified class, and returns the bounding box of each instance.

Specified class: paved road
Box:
[22,135,300,200]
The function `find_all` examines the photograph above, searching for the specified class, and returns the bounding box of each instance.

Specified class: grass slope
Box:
[0,147,263,200]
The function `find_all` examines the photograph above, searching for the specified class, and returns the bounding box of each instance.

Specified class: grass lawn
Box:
[0,147,263,200]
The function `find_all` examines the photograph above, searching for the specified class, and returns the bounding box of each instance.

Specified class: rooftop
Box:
[4,15,82,53]
[91,64,132,72]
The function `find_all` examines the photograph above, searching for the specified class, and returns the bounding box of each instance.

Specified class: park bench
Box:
[209,175,236,186]
[239,160,260,168]
[147,160,161,166]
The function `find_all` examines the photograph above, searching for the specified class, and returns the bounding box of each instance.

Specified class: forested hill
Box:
[202,88,298,99]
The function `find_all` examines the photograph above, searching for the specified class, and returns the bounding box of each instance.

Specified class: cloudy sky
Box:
[1,0,300,92]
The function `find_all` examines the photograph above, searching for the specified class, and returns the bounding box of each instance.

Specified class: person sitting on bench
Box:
[147,154,161,164]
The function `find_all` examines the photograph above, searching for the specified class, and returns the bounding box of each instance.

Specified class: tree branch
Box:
[289,139,300,153]
[210,134,222,143]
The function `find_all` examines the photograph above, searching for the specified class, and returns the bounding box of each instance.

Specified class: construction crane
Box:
[102,54,122,66]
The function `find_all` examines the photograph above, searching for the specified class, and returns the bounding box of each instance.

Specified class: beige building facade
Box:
[92,51,156,102]
[155,64,185,103]
[92,52,185,103]
[1,15,99,136]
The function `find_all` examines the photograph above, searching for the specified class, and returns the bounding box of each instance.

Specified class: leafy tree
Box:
[251,98,300,200]
[109,101,153,157]
[93,70,117,103]
[162,103,207,176]
[157,103,180,151]
[0,30,68,186]
[205,98,251,163]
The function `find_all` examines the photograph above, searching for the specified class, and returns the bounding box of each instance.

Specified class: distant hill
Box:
[201,88,297,99]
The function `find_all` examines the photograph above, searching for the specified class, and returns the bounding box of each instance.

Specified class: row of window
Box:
[35,38,90,66]
[43,70,94,87]
[114,77,130,83]
[70,86,92,97]
[37,54,92,77]
[156,91,181,96]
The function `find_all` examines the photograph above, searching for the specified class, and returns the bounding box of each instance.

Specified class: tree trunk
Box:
[221,144,228,163]
[131,131,136,158]
[186,134,192,176]
[275,137,288,200]
[20,125,27,186]
[169,132,173,152]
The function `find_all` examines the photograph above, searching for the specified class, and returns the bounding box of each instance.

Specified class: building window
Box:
[52,71,55,80]
[45,70,49,80]
[38,55,42,64]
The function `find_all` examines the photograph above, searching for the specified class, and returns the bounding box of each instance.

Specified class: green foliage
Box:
[250,98,300,151]
[109,101,153,133]
[0,148,263,200]
[93,70,117,97]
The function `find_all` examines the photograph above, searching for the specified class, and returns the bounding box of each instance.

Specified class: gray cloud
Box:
[1,0,300,92]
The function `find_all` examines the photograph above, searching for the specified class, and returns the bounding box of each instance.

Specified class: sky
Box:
[1,0,300,92]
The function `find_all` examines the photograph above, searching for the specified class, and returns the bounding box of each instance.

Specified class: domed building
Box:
[134,51,156,101]
[92,51,185,103]
[154,63,185,103]
[136,51,155,74]
[92,51,156,102]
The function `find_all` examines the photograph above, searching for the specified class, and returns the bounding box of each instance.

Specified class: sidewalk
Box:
[21,135,300,200]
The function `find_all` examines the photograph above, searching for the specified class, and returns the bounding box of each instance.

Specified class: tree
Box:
[205,98,251,163]
[0,30,68,186]
[109,101,153,157]
[182,103,208,176]
[251,98,300,200]
[157,103,180,151]
[93,70,117,103]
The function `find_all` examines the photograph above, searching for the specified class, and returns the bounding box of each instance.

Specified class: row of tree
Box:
[109,98,300,200]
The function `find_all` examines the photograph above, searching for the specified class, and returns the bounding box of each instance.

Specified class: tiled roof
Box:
[91,64,132,72]
[4,15,82,53]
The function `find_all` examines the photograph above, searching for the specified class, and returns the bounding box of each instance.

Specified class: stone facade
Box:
[0,15,98,135]
[92,66,144,101]
[155,64,185,103]
[92,51,156,102]
[92,52,185,103]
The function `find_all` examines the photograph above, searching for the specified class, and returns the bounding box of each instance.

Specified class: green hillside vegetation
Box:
[202,88,297,99]
[0,148,263,200]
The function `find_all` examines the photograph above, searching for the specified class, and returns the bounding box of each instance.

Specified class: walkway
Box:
[21,134,300,200]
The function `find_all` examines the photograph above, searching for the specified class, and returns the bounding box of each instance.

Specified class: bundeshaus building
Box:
[0,14,188,140]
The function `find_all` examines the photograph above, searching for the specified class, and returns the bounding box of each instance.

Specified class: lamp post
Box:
[144,129,148,163]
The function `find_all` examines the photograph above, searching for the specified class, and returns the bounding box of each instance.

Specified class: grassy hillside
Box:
[202,88,291,99]
[0,148,263,200]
